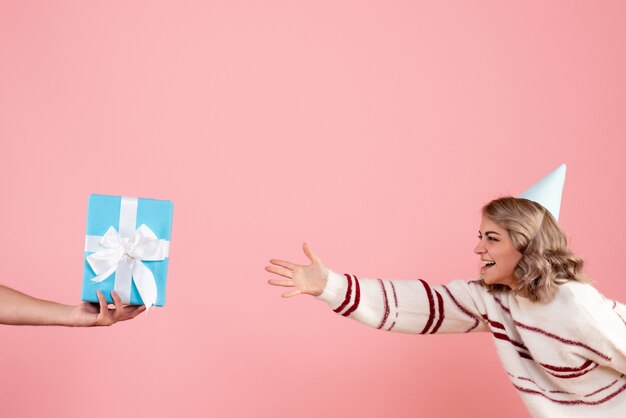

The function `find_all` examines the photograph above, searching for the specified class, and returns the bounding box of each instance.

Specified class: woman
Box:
[266,197,626,417]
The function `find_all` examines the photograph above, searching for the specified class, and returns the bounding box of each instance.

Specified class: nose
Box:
[474,240,485,255]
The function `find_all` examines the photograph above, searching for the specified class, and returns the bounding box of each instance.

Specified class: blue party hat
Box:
[518,164,566,221]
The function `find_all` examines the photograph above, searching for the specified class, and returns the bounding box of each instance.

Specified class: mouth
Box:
[481,260,496,274]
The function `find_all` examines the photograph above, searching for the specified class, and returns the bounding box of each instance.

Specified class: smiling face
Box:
[474,214,523,289]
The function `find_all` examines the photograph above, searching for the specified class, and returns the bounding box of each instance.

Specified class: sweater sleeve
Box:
[585,297,626,374]
[316,270,489,334]
[557,284,626,375]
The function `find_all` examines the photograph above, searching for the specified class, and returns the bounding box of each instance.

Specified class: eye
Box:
[488,237,499,242]
[477,235,482,240]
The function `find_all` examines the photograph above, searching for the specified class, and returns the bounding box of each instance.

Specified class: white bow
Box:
[86,224,167,309]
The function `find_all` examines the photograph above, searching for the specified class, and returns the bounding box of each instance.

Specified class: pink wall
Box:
[1,1,625,417]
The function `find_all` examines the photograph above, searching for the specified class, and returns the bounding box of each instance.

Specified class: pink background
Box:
[1,1,625,417]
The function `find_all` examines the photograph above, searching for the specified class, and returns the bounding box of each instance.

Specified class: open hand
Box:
[70,290,146,327]
[266,243,328,297]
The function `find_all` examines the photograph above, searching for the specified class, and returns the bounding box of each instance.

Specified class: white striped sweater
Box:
[317,270,626,417]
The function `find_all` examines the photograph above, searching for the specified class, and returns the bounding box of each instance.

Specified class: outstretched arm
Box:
[267,243,489,334]
[0,285,145,326]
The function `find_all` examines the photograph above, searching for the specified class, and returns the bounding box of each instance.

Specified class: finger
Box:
[302,242,319,264]
[133,305,147,316]
[282,288,301,298]
[269,259,296,270]
[111,291,124,320]
[123,305,146,320]
[96,290,112,325]
[96,290,109,314]
[267,278,294,287]
[265,265,293,279]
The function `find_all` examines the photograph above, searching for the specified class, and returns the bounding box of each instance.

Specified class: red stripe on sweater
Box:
[517,376,548,393]
[376,279,390,329]
[612,300,626,326]
[512,373,625,398]
[441,285,481,332]
[342,275,361,317]
[484,315,531,354]
[386,281,399,331]
[495,297,511,314]
[540,359,594,373]
[486,314,602,375]
[430,290,445,334]
[585,377,620,398]
[544,363,599,379]
[516,375,572,395]
[493,296,611,362]
[492,332,530,352]
[333,274,353,313]
[482,314,505,330]
[419,279,436,334]
[513,381,626,405]
[491,325,599,376]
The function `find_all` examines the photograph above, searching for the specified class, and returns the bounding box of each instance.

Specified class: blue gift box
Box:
[82,194,173,307]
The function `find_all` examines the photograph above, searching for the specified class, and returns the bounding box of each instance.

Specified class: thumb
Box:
[302,242,319,264]
[282,288,302,298]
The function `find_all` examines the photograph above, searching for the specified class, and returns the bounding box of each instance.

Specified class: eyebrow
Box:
[479,231,502,236]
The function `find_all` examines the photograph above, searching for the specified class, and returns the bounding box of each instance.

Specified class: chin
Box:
[482,276,503,286]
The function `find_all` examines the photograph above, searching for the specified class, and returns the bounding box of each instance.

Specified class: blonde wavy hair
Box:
[481,197,590,302]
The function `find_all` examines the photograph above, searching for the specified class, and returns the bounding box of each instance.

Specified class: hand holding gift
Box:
[70,290,146,326]
[1,194,171,327]
[0,285,144,327]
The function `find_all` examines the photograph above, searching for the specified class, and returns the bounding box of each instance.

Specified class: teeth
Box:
[483,261,495,267]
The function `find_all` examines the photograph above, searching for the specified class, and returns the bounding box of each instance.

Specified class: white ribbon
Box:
[85,197,169,309]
